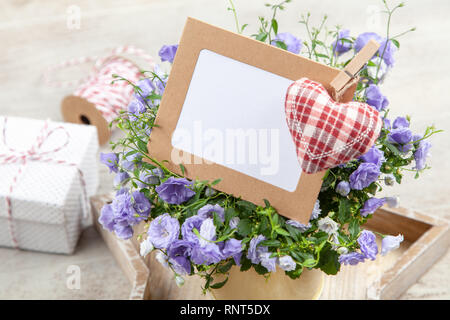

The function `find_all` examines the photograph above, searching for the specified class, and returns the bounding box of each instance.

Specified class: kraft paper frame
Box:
[146,17,355,224]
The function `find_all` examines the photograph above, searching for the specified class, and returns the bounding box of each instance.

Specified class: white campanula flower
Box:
[156,251,169,268]
[318,216,339,235]
[229,217,240,230]
[278,255,296,272]
[139,238,154,257]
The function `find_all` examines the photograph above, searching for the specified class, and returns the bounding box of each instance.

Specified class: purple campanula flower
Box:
[332,29,352,55]
[134,78,156,104]
[349,163,380,190]
[190,242,223,265]
[153,64,167,95]
[271,32,302,54]
[137,167,165,188]
[384,196,399,208]
[286,220,311,232]
[155,177,196,205]
[381,234,404,256]
[167,240,193,275]
[360,145,385,167]
[197,204,225,223]
[414,140,432,170]
[336,181,350,197]
[247,235,268,264]
[339,252,366,266]
[358,230,378,260]
[278,255,296,272]
[132,191,151,217]
[147,213,180,249]
[388,127,413,152]
[113,223,133,239]
[127,99,147,121]
[260,252,277,272]
[412,134,422,147]
[365,84,389,111]
[121,153,142,171]
[360,197,385,217]
[310,200,321,220]
[393,116,410,129]
[100,152,119,173]
[99,188,150,239]
[99,204,115,232]
[222,239,243,266]
[159,44,178,63]
[354,32,383,53]
[111,192,141,225]
[378,39,397,67]
[384,118,391,130]
[181,215,205,244]
[113,171,130,187]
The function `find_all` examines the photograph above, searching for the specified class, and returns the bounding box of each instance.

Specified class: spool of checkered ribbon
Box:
[0,117,89,249]
[43,46,156,142]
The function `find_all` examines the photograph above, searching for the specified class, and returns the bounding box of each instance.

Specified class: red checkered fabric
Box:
[285,78,382,174]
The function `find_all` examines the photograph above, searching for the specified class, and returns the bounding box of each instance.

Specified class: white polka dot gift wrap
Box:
[0,116,99,254]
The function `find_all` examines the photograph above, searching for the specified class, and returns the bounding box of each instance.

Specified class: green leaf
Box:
[338,198,351,224]
[237,219,252,237]
[256,32,268,42]
[274,40,287,50]
[275,228,290,236]
[260,239,281,247]
[254,264,269,275]
[218,260,233,273]
[349,219,360,239]
[240,256,252,272]
[179,163,186,176]
[137,140,148,153]
[263,199,271,208]
[210,277,228,289]
[225,208,237,222]
[271,19,278,35]
[285,224,302,242]
[236,200,257,213]
[302,259,317,268]
[391,39,400,49]
[211,178,222,186]
[317,244,340,275]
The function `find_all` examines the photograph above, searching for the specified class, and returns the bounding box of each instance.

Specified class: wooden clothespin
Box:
[330,39,381,101]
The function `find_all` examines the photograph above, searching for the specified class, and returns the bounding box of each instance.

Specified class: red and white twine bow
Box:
[43,45,156,123]
[0,117,89,249]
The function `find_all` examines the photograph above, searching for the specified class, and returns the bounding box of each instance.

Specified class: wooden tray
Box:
[91,194,450,300]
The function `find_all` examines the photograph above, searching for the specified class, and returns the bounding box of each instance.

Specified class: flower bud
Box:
[384,174,395,186]
[337,247,349,255]
[384,196,399,208]
[175,276,185,287]
[336,181,350,197]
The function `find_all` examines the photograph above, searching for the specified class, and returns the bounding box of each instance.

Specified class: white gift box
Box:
[0,117,99,254]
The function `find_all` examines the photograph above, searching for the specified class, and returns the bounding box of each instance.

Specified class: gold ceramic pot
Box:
[209,266,324,300]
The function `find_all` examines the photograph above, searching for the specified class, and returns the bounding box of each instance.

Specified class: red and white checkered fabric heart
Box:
[285,78,382,174]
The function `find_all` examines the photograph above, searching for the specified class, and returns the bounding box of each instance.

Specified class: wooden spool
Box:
[61,95,111,145]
